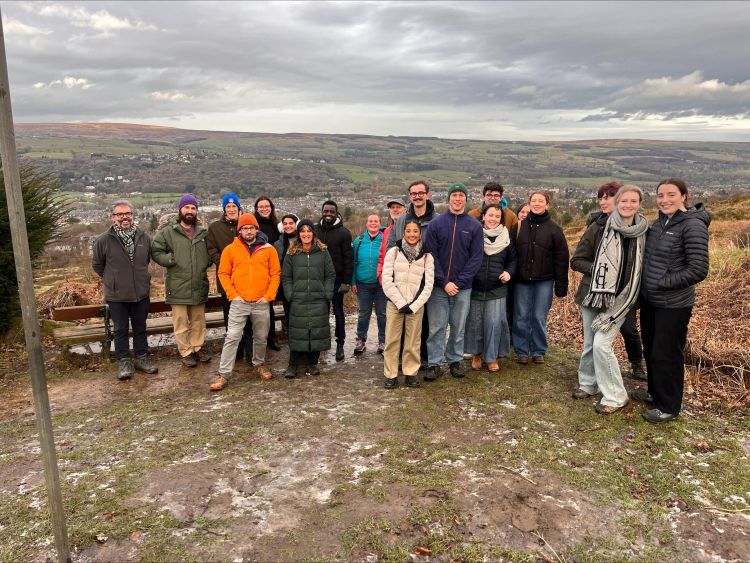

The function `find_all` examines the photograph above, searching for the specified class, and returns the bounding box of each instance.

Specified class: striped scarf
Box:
[114,225,137,261]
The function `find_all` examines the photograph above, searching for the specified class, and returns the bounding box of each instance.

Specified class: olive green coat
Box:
[281,239,335,352]
[151,219,210,305]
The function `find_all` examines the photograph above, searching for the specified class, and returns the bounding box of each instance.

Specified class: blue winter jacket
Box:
[352,230,383,285]
[424,211,484,290]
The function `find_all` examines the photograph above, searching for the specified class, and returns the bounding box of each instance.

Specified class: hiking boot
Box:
[134,355,158,374]
[630,387,654,404]
[532,355,545,364]
[631,361,647,381]
[642,408,678,424]
[353,337,366,355]
[267,338,281,352]
[284,366,298,379]
[193,350,212,363]
[572,387,596,400]
[487,361,500,372]
[307,364,321,376]
[516,355,529,365]
[335,344,345,361]
[424,366,441,382]
[181,354,198,368]
[377,343,385,355]
[210,375,229,392]
[471,355,482,370]
[117,359,134,380]
[595,400,627,415]
[405,375,419,388]
[449,362,466,378]
[257,366,273,381]
[384,377,398,389]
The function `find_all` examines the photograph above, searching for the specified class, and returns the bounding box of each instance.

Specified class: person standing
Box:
[352,214,387,354]
[423,183,483,380]
[207,193,252,359]
[465,204,517,372]
[152,194,211,368]
[377,198,407,283]
[210,214,281,391]
[274,213,299,331]
[314,200,353,361]
[572,186,649,414]
[512,191,569,365]
[282,220,336,377]
[634,179,710,424]
[254,196,282,351]
[92,199,157,380]
[381,219,434,388]
[468,182,518,234]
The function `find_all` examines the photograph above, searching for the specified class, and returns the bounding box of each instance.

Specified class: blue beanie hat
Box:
[178,193,199,211]
[221,193,241,211]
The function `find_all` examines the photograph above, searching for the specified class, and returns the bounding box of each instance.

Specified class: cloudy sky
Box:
[2,1,749,141]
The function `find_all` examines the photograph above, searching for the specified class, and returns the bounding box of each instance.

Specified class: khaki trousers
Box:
[384,301,424,378]
[171,304,206,357]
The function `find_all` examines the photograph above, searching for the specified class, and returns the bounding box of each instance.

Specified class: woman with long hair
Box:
[572,186,649,414]
[274,213,299,332]
[633,179,710,423]
[254,196,281,350]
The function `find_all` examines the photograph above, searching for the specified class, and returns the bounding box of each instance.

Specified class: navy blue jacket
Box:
[424,210,484,290]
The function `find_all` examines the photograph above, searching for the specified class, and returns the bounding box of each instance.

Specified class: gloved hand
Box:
[338,283,351,294]
[399,305,413,314]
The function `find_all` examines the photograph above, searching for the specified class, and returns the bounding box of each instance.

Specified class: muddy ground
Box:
[1,317,749,562]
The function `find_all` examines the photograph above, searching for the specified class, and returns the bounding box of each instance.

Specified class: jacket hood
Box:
[658,203,712,228]
[408,199,436,218]
[318,213,343,230]
[588,211,608,226]
[287,237,327,256]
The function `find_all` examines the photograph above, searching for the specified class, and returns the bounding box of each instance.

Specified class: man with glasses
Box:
[210,213,281,391]
[92,199,157,380]
[468,182,518,233]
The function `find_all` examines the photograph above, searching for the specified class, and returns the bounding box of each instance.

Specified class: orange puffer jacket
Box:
[218,236,281,302]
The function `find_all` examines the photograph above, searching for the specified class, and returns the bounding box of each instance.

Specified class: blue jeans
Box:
[108,298,149,360]
[355,282,386,344]
[426,287,472,366]
[332,282,346,345]
[512,280,553,357]
[465,297,510,362]
[577,306,629,407]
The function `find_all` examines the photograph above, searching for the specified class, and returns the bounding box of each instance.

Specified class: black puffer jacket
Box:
[472,237,517,293]
[515,211,569,297]
[641,204,711,308]
[314,215,353,284]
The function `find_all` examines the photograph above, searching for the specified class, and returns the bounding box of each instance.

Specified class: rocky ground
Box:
[1,317,749,562]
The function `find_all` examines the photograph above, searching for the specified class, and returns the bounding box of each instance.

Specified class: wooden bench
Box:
[52,296,283,356]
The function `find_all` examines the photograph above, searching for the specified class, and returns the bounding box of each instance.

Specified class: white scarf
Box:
[482,224,510,256]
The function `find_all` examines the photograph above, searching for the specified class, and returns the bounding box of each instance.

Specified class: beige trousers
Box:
[171,304,206,357]
[383,301,424,378]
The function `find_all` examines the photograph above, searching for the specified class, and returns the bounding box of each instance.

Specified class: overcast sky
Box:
[3,1,749,141]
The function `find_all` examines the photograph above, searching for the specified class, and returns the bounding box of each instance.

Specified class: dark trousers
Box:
[289,350,321,367]
[620,309,644,364]
[221,293,253,356]
[332,281,346,345]
[267,302,277,342]
[108,298,149,360]
[641,302,693,415]
[420,306,429,364]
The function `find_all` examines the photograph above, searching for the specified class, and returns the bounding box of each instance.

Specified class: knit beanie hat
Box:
[297,218,315,233]
[447,183,468,198]
[221,193,241,211]
[178,193,199,211]
[237,213,259,230]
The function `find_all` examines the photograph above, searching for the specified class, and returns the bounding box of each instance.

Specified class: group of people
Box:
[92,176,709,424]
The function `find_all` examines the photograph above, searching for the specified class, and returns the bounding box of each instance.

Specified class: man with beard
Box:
[92,199,157,380]
[314,200,353,361]
[210,213,281,391]
[152,194,211,367]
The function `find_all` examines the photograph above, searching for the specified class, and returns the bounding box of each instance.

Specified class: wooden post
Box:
[0,10,71,563]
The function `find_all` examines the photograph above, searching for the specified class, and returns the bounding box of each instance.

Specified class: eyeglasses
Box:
[484,192,502,198]
[409,191,427,198]
[112,212,133,218]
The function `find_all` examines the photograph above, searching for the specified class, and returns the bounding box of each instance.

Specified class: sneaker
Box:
[630,387,654,403]
[642,408,678,424]
[209,375,228,392]
[117,359,134,380]
[449,362,466,378]
[353,337,366,354]
[384,377,398,389]
[181,354,198,368]
[631,362,647,381]
[377,343,385,355]
[516,355,529,365]
[471,355,482,370]
[424,366,441,382]
[193,350,212,363]
[532,355,545,364]
[405,375,419,387]
[572,387,596,400]
[134,355,158,374]
[335,344,345,362]
[487,361,500,372]
[307,364,321,376]
[595,400,627,415]
[257,366,273,381]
